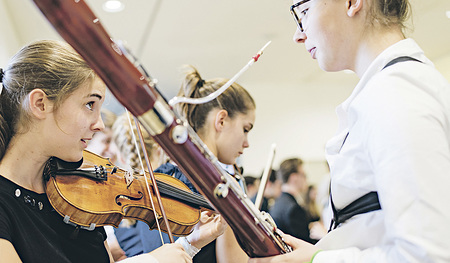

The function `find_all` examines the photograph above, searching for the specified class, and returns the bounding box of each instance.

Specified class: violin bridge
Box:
[124,170,134,187]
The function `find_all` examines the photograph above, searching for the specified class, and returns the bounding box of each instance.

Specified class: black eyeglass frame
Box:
[290,0,311,32]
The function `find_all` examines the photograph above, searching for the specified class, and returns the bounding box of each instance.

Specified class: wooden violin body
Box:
[44,150,212,236]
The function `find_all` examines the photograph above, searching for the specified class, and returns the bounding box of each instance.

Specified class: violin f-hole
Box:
[115,191,144,206]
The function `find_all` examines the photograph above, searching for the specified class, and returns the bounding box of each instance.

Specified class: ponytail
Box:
[175,65,255,133]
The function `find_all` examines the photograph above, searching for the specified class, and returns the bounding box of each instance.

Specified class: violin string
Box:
[125,109,166,245]
[154,180,212,209]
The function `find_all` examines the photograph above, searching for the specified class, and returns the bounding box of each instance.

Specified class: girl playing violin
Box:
[109,65,255,263]
[0,40,224,263]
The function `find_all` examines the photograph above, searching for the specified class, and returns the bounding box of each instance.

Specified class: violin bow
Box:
[119,38,176,243]
[254,144,276,210]
[32,0,291,257]
[123,110,175,243]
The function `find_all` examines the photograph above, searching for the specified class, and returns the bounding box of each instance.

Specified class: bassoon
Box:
[32,0,290,257]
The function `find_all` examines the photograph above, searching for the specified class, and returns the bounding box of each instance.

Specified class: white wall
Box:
[0,0,20,65]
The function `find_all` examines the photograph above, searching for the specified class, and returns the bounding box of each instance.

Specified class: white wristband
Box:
[176,236,201,258]
[118,253,159,263]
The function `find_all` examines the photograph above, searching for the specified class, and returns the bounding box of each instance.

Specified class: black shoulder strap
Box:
[329,190,381,232]
[327,55,422,231]
[382,56,422,70]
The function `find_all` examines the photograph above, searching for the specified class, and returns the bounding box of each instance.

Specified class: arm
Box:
[248,234,319,263]
[104,226,127,261]
[215,226,248,263]
[0,239,22,263]
[117,243,191,263]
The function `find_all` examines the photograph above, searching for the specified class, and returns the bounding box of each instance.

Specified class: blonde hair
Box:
[367,0,411,33]
[112,112,164,173]
[175,65,255,133]
[0,40,96,159]
[101,108,117,129]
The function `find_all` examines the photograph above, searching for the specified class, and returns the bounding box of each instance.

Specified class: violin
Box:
[44,150,213,236]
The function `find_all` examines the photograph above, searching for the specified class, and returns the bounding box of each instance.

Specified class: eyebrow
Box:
[86,93,103,100]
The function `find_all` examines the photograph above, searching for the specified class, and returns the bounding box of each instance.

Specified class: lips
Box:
[81,138,90,148]
[308,47,317,59]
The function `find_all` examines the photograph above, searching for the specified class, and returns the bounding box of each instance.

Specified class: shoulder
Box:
[352,59,450,129]
[154,162,179,175]
[273,193,297,210]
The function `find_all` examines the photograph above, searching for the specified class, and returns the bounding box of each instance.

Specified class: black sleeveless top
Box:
[0,175,108,263]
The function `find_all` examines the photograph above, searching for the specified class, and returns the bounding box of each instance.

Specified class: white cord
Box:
[168,41,271,107]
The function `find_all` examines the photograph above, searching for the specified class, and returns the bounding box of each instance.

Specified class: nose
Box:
[293,28,306,43]
[243,137,250,149]
[92,114,105,132]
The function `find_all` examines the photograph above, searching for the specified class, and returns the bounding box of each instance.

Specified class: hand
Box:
[248,234,320,263]
[109,242,127,261]
[150,243,192,263]
[186,210,228,249]
[309,221,327,240]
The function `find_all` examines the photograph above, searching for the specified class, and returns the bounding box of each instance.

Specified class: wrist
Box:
[176,236,201,258]
[306,250,322,263]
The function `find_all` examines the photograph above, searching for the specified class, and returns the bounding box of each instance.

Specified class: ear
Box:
[28,89,50,119]
[347,0,363,17]
[214,109,229,132]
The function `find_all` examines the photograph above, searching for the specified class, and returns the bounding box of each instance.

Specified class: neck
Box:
[282,184,300,197]
[198,127,219,158]
[282,185,305,206]
[0,134,49,193]
[353,27,405,78]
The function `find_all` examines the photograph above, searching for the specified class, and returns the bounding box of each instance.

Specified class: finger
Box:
[199,212,215,223]
[216,215,228,228]
[213,214,222,222]
[200,210,214,217]
[183,251,193,263]
[281,234,303,249]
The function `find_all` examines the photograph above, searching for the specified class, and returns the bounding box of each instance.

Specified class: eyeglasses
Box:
[290,0,311,32]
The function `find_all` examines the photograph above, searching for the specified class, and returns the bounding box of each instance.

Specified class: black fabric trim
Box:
[329,191,381,231]
[382,56,422,70]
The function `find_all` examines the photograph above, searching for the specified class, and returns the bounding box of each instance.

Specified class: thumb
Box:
[281,234,303,250]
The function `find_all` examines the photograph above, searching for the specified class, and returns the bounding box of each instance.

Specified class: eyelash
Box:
[86,101,95,111]
[301,8,309,16]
